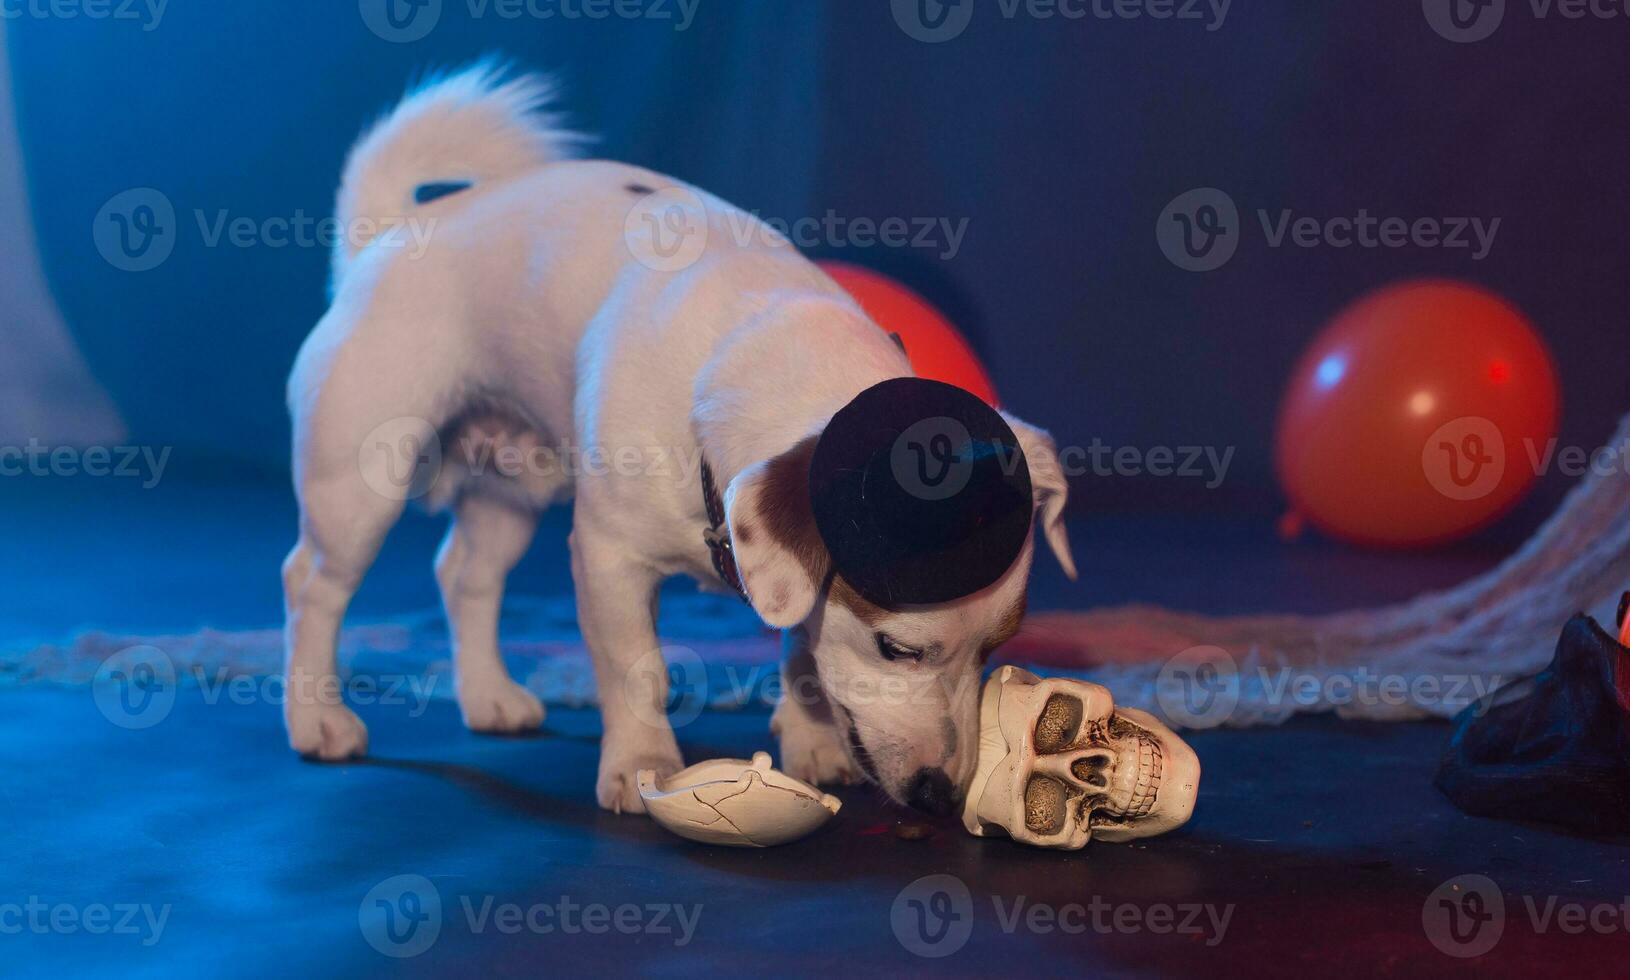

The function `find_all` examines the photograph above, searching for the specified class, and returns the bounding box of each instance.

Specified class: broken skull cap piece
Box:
[964,666,1201,850]
[810,377,1032,607]
[638,752,841,847]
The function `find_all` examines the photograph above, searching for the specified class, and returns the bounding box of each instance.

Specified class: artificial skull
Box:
[962,666,1201,849]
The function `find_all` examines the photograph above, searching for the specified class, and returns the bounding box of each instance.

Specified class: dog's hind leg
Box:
[435,493,546,734]
[283,466,408,761]
[283,324,450,760]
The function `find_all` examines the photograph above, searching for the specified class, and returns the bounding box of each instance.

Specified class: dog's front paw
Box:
[286,701,369,761]
[596,732,683,815]
[776,714,863,787]
[458,676,545,734]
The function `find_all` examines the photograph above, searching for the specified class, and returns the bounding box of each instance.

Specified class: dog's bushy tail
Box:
[331,59,584,286]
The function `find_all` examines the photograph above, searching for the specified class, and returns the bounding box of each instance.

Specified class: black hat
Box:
[809,378,1033,607]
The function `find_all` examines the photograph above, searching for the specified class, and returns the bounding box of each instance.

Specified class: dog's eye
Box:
[875,633,924,663]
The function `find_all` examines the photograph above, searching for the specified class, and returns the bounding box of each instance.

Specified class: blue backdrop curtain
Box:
[9,1,1629,513]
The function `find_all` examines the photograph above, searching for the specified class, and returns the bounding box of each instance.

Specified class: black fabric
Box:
[1435,613,1630,835]
[809,378,1031,607]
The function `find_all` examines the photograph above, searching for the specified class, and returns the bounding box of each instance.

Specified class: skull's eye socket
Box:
[1023,775,1068,835]
[1033,694,1083,753]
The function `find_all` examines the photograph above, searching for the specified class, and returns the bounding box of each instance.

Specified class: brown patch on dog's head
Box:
[834,572,1026,656]
[752,435,828,587]
[830,575,888,628]
[980,593,1028,661]
[725,436,832,628]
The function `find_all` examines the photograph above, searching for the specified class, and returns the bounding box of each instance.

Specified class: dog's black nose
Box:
[906,768,957,817]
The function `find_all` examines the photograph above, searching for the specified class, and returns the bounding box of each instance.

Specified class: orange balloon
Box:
[819,261,998,406]
[1276,280,1559,549]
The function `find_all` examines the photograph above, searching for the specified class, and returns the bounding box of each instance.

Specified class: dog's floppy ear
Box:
[724,436,830,628]
[1002,413,1077,580]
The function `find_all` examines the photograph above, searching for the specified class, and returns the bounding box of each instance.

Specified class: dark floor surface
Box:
[4,471,1628,977]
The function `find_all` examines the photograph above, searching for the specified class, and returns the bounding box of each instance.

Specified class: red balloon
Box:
[819,261,999,406]
[1276,280,1560,549]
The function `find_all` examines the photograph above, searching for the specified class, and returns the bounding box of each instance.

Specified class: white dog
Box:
[283,63,1075,815]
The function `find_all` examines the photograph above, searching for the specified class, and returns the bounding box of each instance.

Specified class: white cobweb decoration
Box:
[1020,412,1630,727]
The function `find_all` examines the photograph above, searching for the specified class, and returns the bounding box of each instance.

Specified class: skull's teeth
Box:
[1127,737,1163,818]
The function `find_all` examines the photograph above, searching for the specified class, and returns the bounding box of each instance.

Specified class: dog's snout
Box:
[906,767,958,817]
